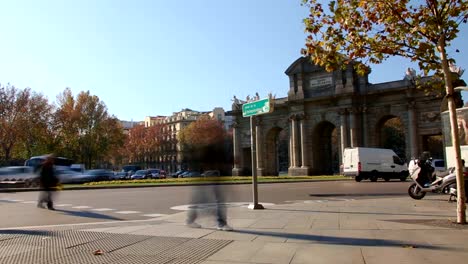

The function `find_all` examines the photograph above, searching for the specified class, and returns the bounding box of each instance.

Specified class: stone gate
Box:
[231,57,446,176]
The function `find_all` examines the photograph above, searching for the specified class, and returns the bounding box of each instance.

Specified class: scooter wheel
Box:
[408,183,426,200]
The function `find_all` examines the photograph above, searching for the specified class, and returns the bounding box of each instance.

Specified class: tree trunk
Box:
[438,37,466,224]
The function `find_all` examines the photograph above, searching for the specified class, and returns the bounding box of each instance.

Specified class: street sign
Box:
[242,98,273,117]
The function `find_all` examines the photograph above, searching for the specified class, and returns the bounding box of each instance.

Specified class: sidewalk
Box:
[1,195,467,264]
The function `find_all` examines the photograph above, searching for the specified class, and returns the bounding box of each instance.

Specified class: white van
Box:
[342,147,409,182]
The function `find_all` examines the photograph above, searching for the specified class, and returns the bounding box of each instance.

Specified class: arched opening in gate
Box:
[376,115,406,160]
[265,127,289,176]
[312,121,339,174]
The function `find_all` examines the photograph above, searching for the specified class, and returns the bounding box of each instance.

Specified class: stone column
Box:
[255,118,265,176]
[339,109,348,155]
[361,106,368,146]
[289,121,294,169]
[299,114,309,170]
[408,101,418,158]
[290,114,300,168]
[232,122,242,176]
[349,108,358,147]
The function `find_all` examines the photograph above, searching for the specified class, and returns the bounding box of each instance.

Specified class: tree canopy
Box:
[302,0,467,76]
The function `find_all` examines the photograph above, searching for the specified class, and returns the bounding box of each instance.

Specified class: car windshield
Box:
[135,170,146,175]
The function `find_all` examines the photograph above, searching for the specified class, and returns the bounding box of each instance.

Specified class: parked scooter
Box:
[407,159,456,200]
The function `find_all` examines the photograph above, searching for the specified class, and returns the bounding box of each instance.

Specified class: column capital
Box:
[289,112,305,121]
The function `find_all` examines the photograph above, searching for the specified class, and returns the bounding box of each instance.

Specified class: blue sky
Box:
[0,0,467,121]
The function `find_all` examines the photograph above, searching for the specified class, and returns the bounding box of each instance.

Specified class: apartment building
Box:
[144,107,232,173]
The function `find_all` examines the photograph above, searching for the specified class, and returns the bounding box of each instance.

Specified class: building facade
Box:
[145,107,232,173]
[232,57,447,176]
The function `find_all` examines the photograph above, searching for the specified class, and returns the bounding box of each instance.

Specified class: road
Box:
[0,180,413,229]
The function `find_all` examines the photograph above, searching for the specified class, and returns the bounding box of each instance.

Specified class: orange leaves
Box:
[179,119,225,148]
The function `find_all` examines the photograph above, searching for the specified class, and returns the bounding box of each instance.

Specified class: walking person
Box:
[37,155,59,210]
[186,179,233,231]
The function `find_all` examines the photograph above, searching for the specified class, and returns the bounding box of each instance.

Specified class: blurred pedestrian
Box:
[37,155,59,210]
[186,178,233,231]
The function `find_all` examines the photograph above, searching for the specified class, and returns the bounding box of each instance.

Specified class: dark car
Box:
[178,171,201,178]
[130,170,151,180]
[85,169,113,181]
[112,171,128,180]
[122,165,142,178]
[201,170,221,177]
[148,169,166,179]
[170,170,186,178]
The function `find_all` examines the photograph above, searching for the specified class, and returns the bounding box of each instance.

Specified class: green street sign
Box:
[242,98,273,117]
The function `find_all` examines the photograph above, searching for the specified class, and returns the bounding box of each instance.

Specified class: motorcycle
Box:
[407,159,457,200]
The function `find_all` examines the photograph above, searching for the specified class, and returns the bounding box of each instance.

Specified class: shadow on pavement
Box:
[269,208,450,218]
[0,229,53,236]
[233,229,450,250]
[55,209,122,221]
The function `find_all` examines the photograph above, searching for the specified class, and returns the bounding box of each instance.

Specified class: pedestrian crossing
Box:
[0,197,168,219]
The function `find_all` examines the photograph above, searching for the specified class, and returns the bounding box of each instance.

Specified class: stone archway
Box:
[312,121,338,174]
[376,115,406,159]
[264,127,289,176]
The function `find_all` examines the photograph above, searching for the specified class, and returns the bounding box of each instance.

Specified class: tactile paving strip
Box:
[112,236,190,255]
[67,233,153,252]
[0,229,232,264]
[158,238,232,260]
[0,244,72,264]
[5,230,112,248]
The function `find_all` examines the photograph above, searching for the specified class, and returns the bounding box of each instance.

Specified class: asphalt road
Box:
[0,180,413,229]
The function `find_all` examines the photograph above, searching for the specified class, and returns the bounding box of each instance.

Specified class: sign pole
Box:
[248,115,264,210]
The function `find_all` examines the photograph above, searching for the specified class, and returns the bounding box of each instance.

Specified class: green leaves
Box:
[302,0,467,78]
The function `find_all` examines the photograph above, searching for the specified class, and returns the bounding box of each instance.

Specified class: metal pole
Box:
[249,115,264,209]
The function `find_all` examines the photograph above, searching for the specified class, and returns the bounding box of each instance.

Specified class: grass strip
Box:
[62,175,350,189]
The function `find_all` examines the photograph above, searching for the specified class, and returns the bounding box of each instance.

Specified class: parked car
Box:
[56,168,92,184]
[122,165,142,178]
[147,169,166,179]
[112,171,128,180]
[84,169,113,181]
[130,170,151,180]
[170,170,186,178]
[201,170,221,177]
[178,171,201,178]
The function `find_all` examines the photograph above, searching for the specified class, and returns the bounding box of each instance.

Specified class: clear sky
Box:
[0,0,467,121]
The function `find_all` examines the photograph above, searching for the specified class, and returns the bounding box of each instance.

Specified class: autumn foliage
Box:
[178,118,227,171]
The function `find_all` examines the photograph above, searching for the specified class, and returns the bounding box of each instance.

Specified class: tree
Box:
[53,88,80,160]
[178,117,226,171]
[0,84,32,163]
[124,124,146,166]
[19,91,53,158]
[53,89,125,168]
[302,0,468,223]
